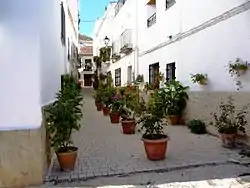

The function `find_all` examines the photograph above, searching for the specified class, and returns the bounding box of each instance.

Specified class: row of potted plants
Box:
[93,80,190,160]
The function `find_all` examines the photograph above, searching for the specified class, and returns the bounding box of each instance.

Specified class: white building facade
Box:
[0,0,80,187]
[78,34,95,87]
[93,0,250,135]
[93,0,139,86]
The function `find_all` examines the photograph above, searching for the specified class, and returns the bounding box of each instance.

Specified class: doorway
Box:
[84,74,93,86]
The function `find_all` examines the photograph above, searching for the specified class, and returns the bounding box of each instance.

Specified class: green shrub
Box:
[187,119,206,134]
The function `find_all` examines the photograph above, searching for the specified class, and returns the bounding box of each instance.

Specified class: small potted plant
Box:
[210,96,249,148]
[120,89,143,134]
[102,87,116,116]
[138,93,169,161]
[159,80,189,125]
[45,74,83,171]
[228,58,249,77]
[109,93,123,124]
[190,73,208,85]
[93,89,103,111]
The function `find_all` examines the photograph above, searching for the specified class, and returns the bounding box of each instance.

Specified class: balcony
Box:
[115,0,127,16]
[112,40,121,62]
[147,13,156,28]
[120,29,133,54]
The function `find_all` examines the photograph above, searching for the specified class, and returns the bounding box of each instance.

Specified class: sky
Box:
[79,0,113,38]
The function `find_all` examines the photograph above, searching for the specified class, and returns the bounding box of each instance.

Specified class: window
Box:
[166,62,176,82]
[84,59,92,71]
[166,0,176,10]
[61,3,66,45]
[127,66,132,84]
[149,62,159,87]
[115,68,121,86]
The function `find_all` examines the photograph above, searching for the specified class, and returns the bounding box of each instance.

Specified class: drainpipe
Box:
[134,0,139,77]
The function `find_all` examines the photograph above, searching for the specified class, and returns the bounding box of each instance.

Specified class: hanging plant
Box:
[93,56,102,68]
[228,58,249,90]
[135,74,144,83]
[228,58,249,77]
[99,47,111,62]
[112,54,121,62]
[190,73,208,85]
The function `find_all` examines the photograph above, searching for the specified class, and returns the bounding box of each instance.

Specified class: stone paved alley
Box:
[44,88,250,187]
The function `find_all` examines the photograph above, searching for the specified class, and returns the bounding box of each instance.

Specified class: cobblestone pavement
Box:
[45,88,250,187]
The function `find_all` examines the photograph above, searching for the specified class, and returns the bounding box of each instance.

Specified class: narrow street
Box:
[44,88,250,187]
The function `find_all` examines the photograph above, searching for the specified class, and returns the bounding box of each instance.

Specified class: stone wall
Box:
[185,92,250,139]
[0,118,48,187]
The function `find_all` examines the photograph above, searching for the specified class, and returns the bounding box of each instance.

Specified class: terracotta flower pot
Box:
[168,115,181,125]
[142,135,170,161]
[121,119,136,134]
[219,133,237,148]
[56,146,78,171]
[103,106,110,116]
[110,112,120,123]
[95,103,103,111]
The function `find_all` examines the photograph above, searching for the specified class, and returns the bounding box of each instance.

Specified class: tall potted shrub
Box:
[210,96,249,148]
[160,80,189,125]
[45,74,83,171]
[138,93,169,160]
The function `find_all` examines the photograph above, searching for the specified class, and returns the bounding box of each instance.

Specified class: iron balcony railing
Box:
[120,29,132,49]
[147,13,156,28]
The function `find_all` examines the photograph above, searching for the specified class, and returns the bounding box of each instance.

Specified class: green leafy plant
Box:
[120,88,143,120]
[45,74,83,152]
[99,47,111,62]
[228,58,249,90]
[93,89,102,103]
[158,80,189,116]
[93,56,102,68]
[138,93,166,140]
[101,87,116,107]
[228,58,248,77]
[135,74,144,83]
[187,119,207,134]
[190,73,207,85]
[109,94,124,113]
[210,96,249,134]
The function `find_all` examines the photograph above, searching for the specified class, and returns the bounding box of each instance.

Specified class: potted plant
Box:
[159,80,189,125]
[109,93,123,123]
[101,87,116,116]
[210,96,249,148]
[190,73,208,85]
[138,93,169,161]
[120,89,143,134]
[93,89,103,111]
[228,58,249,77]
[45,74,83,171]
[134,74,144,91]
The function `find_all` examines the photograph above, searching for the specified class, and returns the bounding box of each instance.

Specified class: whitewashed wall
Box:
[138,0,250,92]
[0,0,79,130]
[92,0,139,85]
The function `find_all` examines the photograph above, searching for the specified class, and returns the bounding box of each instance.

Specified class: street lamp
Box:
[103,36,110,47]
